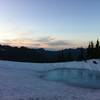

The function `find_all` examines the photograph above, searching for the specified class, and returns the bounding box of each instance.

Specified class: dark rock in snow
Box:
[93,61,98,64]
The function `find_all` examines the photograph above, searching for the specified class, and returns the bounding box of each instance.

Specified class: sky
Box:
[0,0,100,50]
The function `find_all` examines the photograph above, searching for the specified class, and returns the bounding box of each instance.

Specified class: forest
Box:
[0,39,100,63]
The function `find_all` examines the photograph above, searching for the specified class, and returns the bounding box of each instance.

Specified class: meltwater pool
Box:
[42,68,100,88]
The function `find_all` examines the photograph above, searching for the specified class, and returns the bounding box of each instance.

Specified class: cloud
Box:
[34,36,76,49]
[1,39,34,47]
[47,40,72,46]
[36,36,55,43]
[1,38,48,48]
[0,35,87,50]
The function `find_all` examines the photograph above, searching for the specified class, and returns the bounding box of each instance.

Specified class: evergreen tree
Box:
[87,42,91,59]
[57,50,65,62]
[78,48,84,61]
[90,41,94,49]
[96,39,99,49]
[95,39,100,58]
[87,41,95,59]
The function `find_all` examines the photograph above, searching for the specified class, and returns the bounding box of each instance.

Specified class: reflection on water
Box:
[42,68,100,88]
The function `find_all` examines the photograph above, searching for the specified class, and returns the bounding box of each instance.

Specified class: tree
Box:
[87,42,91,59]
[95,39,100,58]
[60,50,66,61]
[87,41,95,59]
[78,48,84,61]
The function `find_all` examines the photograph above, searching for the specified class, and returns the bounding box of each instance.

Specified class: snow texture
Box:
[0,59,100,100]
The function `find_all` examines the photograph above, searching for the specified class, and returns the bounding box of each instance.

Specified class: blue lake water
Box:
[42,68,100,88]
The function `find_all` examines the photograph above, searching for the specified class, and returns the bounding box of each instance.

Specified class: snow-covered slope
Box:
[0,59,100,100]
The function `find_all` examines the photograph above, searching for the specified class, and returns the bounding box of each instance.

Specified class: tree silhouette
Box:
[78,48,84,61]
[87,41,95,59]
[87,42,91,59]
[95,39,100,58]
[87,39,100,59]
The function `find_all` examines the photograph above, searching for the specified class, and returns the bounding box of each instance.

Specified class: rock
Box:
[93,61,98,64]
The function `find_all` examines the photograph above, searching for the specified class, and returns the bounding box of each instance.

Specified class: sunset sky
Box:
[0,0,100,50]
